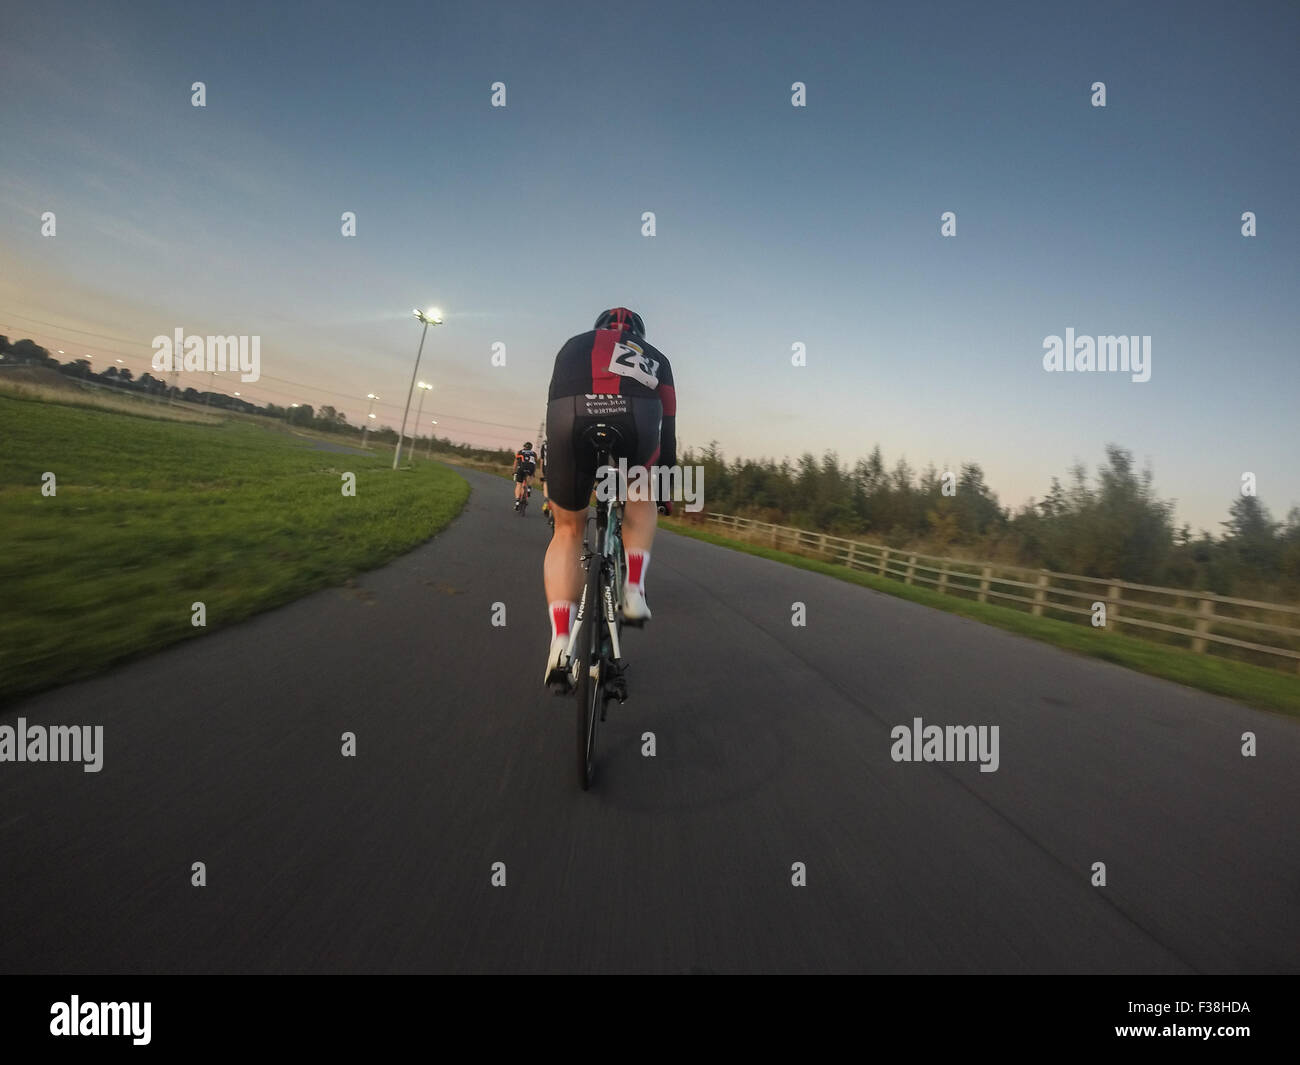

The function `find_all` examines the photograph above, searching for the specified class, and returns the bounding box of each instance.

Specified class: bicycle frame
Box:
[568,449,626,686]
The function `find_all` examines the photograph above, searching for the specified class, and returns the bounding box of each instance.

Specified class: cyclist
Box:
[513,441,538,510]
[543,307,676,685]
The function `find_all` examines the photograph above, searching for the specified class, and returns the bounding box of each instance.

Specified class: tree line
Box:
[7,335,1294,599]
[681,441,1300,601]
[1,335,514,461]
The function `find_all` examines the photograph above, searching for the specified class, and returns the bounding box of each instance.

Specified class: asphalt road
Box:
[2,467,1297,973]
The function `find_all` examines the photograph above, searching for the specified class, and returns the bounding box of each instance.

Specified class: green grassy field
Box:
[661,520,1300,719]
[0,393,470,704]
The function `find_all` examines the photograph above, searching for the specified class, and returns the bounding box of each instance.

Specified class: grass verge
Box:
[661,520,1300,719]
[0,393,470,704]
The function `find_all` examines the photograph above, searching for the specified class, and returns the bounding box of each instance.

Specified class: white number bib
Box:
[608,341,660,390]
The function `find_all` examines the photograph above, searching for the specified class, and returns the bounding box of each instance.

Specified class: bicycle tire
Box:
[575,546,604,789]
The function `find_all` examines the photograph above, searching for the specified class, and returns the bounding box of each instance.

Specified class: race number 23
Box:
[609,341,660,390]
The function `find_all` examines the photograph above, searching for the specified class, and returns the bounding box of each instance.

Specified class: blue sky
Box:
[1,0,1297,532]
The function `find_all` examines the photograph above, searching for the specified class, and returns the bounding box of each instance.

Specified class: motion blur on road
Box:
[2,468,1297,973]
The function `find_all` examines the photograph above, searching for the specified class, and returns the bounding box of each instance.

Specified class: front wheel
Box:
[575,553,604,789]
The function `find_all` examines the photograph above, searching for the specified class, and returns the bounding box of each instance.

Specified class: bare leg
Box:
[621,498,657,554]
[545,501,587,604]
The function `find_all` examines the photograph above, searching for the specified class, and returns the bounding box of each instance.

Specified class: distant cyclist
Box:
[513,441,538,510]
[543,307,676,685]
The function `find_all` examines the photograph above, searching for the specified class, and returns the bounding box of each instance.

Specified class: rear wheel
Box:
[575,551,604,789]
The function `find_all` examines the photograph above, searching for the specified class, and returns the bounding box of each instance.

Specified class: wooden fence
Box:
[702,513,1300,674]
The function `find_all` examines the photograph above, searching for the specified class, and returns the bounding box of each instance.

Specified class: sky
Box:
[1,0,1297,533]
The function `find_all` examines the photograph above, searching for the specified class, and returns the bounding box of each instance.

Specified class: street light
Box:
[395,308,442,469]
[426,419,438,458]
[413,381,433,459]
[361,393,379,449]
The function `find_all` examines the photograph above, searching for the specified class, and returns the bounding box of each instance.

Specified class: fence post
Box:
[1107,583,1121,630]
[938,560,949,595]
[978,566,992,603]
[847,541,858,569]
[818,532,828,558]
[1032,571,1048,616]
[879,548,890,577]
[905,555,917,585]
[1192,596,1215,654]
[769,524,777,548]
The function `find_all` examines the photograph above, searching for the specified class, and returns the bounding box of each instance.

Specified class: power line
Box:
[0,313,145,345]
[1,319,535,441]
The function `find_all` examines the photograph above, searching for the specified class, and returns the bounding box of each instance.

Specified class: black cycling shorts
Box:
[540,392,660,514]
[514,465,535,483]
[545,394,663,511]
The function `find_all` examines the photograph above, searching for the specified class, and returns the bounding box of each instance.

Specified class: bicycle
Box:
[514,479,532,516]
[562,424,638,790]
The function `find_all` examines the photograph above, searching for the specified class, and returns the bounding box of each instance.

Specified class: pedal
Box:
[605,663,629,704]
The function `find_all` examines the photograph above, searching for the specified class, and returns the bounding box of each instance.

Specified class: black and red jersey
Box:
[547,328,677,466]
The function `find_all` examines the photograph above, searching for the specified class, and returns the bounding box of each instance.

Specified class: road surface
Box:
[2,467,1297,973]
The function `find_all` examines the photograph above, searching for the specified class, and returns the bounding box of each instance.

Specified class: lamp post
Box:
[426,419,438,458]
[413,382,432,459]
[395,308,442,469]
[361,393,379,448]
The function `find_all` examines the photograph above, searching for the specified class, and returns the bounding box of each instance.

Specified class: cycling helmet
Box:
[595,307,645,337]
[523,442,533,450]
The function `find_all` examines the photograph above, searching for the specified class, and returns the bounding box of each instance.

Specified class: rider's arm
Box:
[657,357,677,469]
